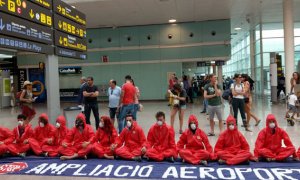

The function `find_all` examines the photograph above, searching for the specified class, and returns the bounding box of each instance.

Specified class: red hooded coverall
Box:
[58,113,95,157]
[115,121,146,159]
[254,114,295,161]
[42,115,69,157]
[177,115,214,164]
[28,113,56,155]
[7,124,34,155]
[92,116,118,158]
[0,127,14,155]
[144,121,177,161]
[214,115,251,165]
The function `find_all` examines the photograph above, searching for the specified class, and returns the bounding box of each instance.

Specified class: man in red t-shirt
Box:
[117,75,136,133]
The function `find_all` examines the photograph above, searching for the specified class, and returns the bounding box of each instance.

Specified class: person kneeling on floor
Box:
[111,114,146,162]
[214,115,252,165]
[92,116,118,159]
[177,114,214,165]
[59,113,95,160]
[254,114,297,162]
[141,111,177,162]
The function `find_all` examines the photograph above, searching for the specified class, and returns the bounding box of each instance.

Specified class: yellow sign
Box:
[63,37,67,46]
[0,0,6,7]
[8,0,15,12]
[59,37,63,45]
[58,21,62,28]
[46,15,51,26]
[57,5,61,12]
[16,0,21,6]
[29,9,34,18]
[40,13,46,24]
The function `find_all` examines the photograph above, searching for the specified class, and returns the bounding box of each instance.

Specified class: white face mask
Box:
[190,123,196,130]
[269,122,276,129]
[157,120,163,126]
[39,122,45,127]
[127,121,132,128]
[229,125,235,130]
[56,122,61,128]
[99,122,104,128]
[18,121,23,126]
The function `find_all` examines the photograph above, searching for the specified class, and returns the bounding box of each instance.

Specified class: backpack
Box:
[222,89,232,100]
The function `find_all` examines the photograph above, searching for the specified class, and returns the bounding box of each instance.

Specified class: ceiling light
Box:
[71,5,76,8]
[234,27,242,31]
[169,19,176,23]
[0,54,13,59]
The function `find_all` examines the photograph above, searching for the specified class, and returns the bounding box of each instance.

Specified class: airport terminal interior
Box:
[1,0,300,179]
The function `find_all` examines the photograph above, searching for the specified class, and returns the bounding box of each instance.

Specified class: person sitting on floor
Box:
[214,115,252,165]
[0,125,14,157]
[42,115,69,157]
[177,114,214,165]
[7,114,34,157]
[111,114,146,162]
[59,113,95,160]
[92,116,118,159]
[141,111,177,162]
[254,114,296,162]
[28,113,56,156]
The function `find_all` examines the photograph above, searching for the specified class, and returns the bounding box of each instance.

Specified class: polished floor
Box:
[0,96,299,179]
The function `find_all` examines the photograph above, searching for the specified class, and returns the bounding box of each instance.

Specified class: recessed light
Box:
[169,19,176,23]
[71,5,76,9]
[234,27,242,31]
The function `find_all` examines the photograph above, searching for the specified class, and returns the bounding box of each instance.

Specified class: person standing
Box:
[131,79,140,120]
[204,74,223,136]
[78,77,87,112]
[290,72,300,93]
[118,75,136,133]
[83,77,100,129]
[11,83,15,107]
[20,81,36,124]
[108,80,121,125]
[231,74,251,131]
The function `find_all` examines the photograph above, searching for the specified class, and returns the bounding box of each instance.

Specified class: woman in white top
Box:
[231,74,251,131]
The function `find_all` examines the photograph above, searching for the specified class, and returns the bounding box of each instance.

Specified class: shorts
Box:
[22,105,36,118]
[173,104,186,110]
[288,104,297,113]
[109,107,118,119]
[207,105,222,120]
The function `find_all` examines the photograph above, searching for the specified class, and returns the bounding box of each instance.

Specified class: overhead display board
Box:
[56,47,87,60]
[53,0,86,25]
[0,12,53,44]
[0,0,52,27]
[0,34,53,54]
[54,14,86,38]
[54,30,87,52]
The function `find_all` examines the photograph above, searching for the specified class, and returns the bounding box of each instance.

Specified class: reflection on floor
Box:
[0,96,297,154]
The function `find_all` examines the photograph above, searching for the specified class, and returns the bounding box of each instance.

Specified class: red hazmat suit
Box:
[177,115,214,164]
[144,120,177,161]
[42,115,69,157]
[92,116,118,158]
[254,114,295,161]
[7,124,34,155]
[115,121,146,159]
[0,127,14,155]
[58,113,94,157]
[214,115,251,165]
[28,113,56,155]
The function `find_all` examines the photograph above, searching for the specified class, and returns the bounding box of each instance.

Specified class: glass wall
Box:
[224,22,300,95]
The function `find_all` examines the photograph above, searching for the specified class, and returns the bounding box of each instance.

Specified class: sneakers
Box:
[199,160,208,166]
[42,152,48,157]
[132,156,142,162]
[165,157,174,163]
[18,153,26,158]
[218,159,226,165]
[200,110,206,113]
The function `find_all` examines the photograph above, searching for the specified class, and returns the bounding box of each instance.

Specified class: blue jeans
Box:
[118,104,135,133]
[203,99,208,111]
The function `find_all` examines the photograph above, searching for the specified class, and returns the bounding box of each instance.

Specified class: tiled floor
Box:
[0,95,299,179]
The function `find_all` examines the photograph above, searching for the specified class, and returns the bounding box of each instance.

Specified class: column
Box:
[249,30,256,78]
[212,65,216,74]
[283,0,295,93]
[45,55,60,124]
[259,22,264,95]
[217,66,223,86]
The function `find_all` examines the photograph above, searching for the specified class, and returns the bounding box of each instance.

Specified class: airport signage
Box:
[53,0,86,25]
[28,0,52,9]
[215,61,225,66]
[0,0,52,27]
[55,47,87,60]
[54,14,86,38]
[0,12,53,44]
[54,30,87,52]
[0,34,53,54]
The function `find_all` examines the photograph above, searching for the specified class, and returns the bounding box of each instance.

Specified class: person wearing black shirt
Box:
[83,76,100,129]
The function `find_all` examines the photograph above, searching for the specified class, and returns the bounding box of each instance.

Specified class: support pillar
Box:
[250,30,256,78]
[217,66,223,87]
[283,0,295,94]
[45,55,60,124]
